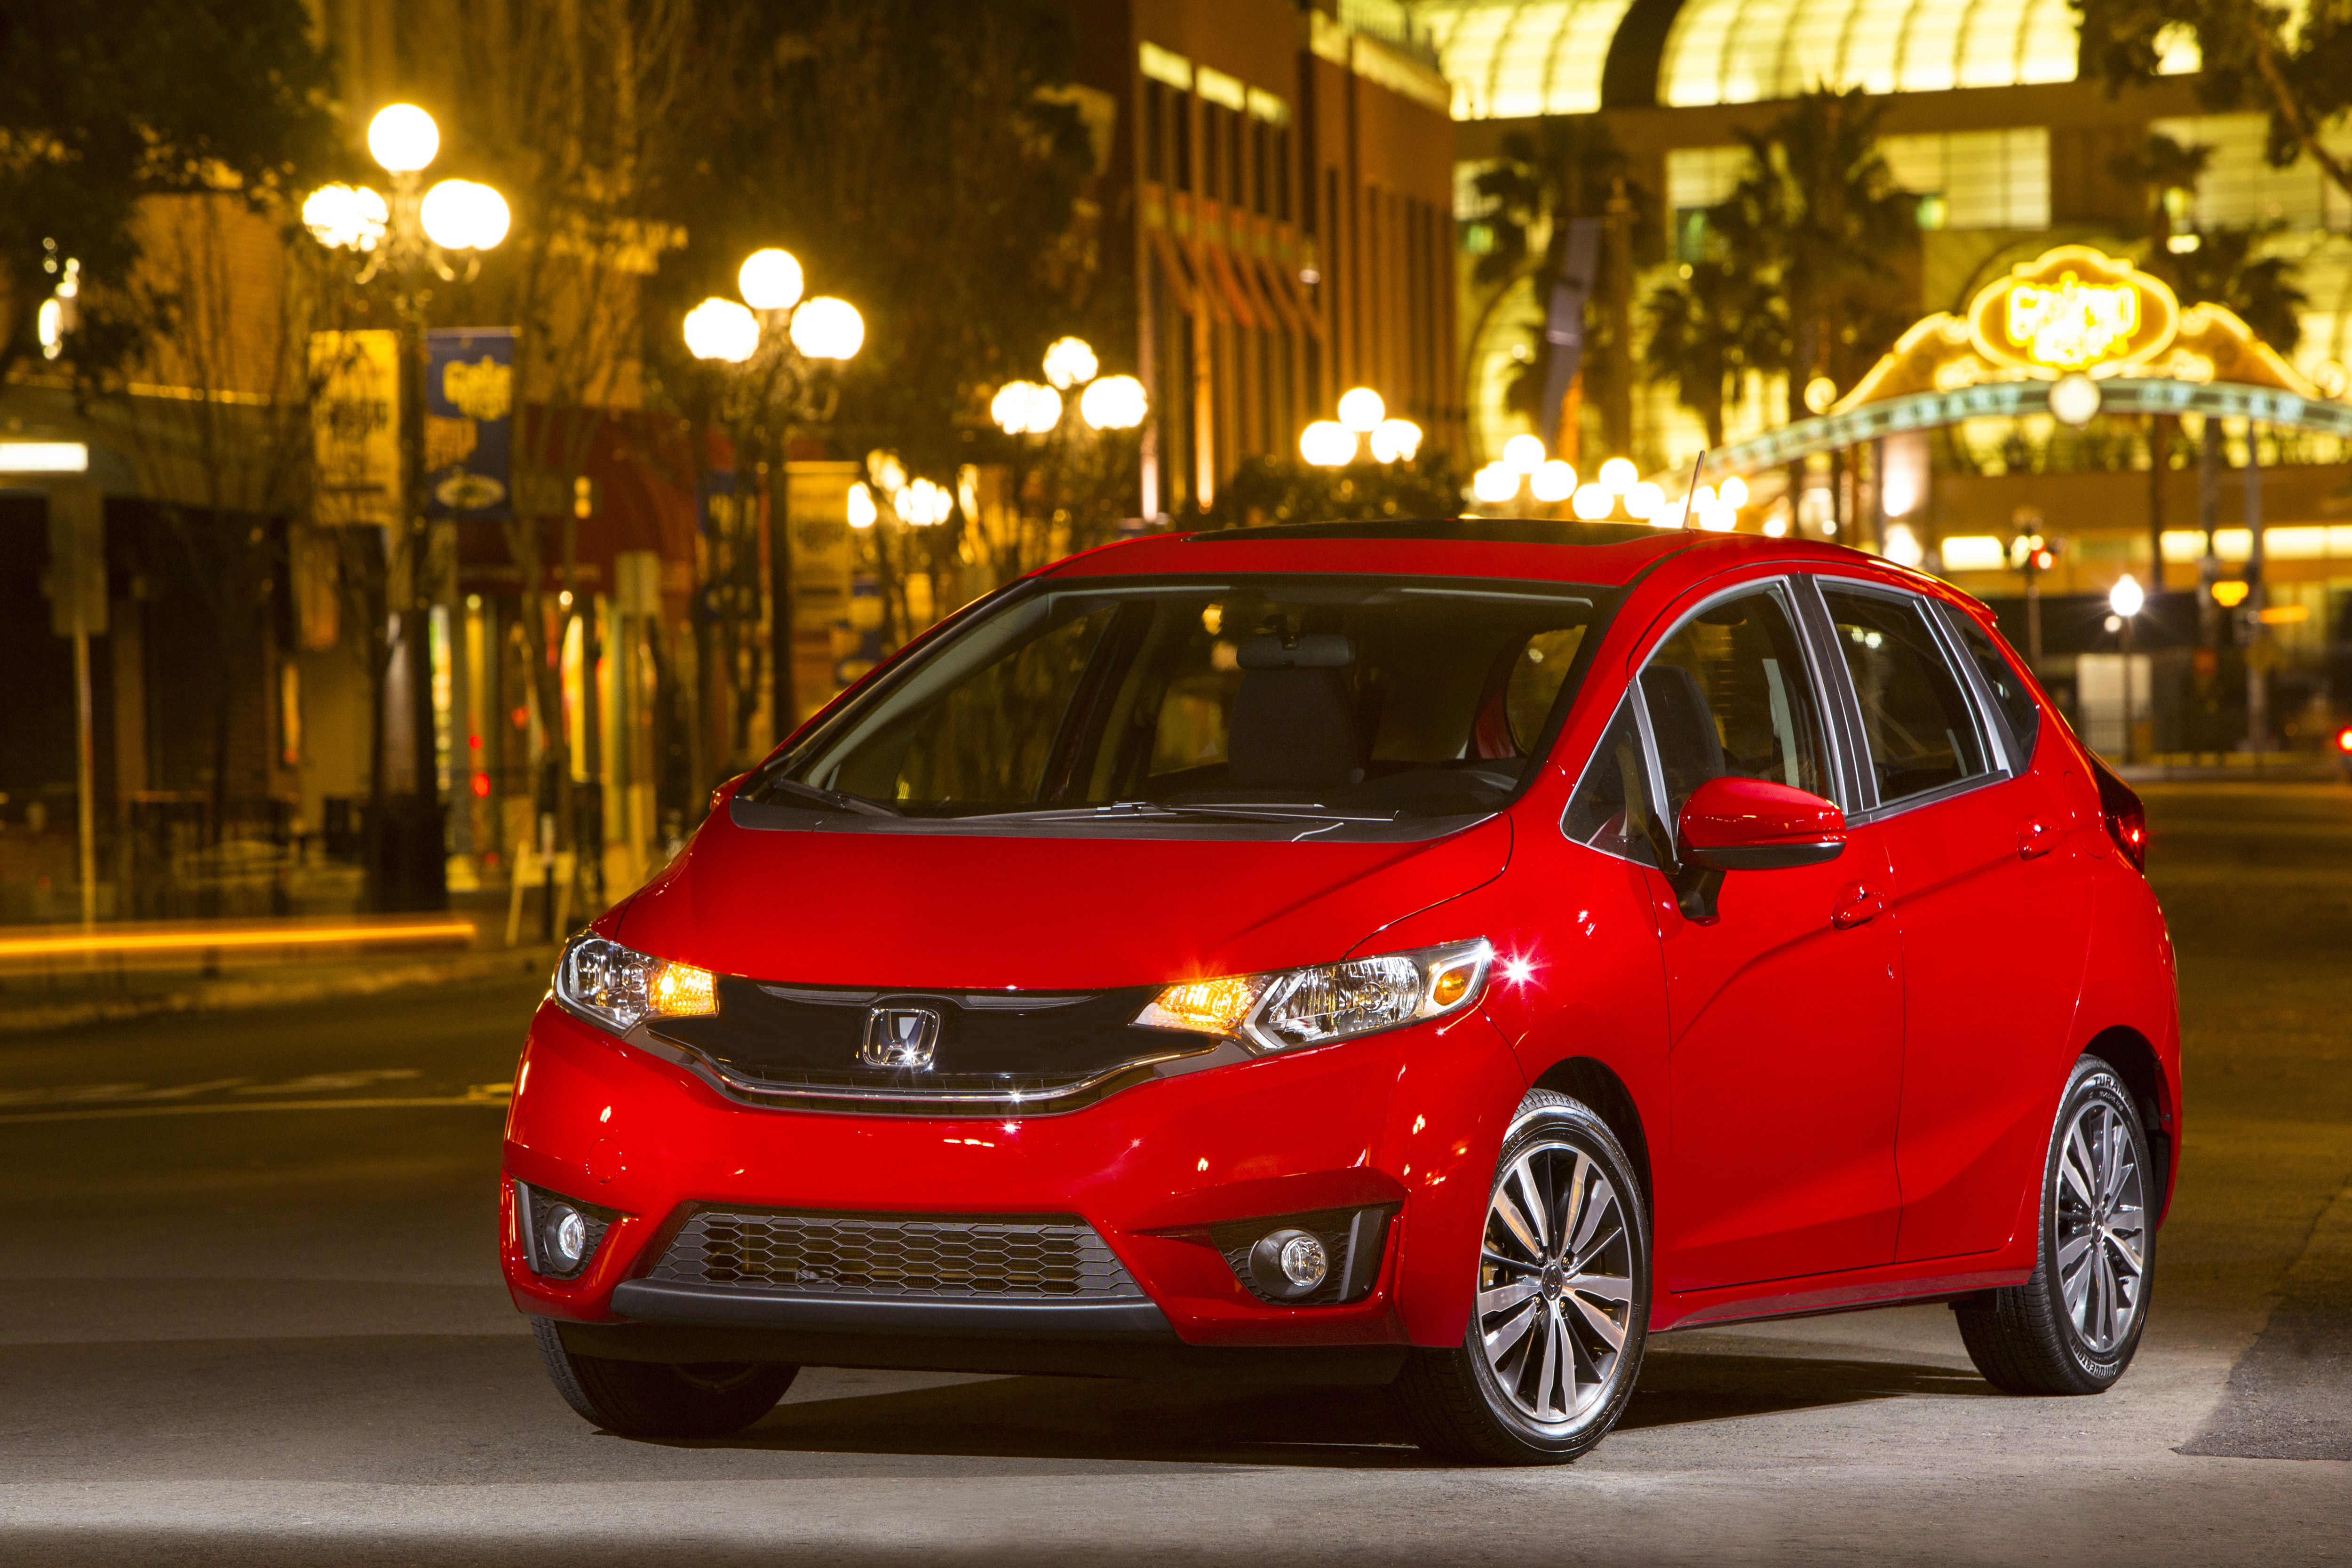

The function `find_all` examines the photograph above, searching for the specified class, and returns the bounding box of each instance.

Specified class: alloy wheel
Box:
[2054,1097,2147,1354]
[1475,1140,1635,1432]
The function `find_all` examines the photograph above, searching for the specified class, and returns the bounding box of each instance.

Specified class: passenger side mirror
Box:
[1678,776,1847,871]
[1667,777,1847,922]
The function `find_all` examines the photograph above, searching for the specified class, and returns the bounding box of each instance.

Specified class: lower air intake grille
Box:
[645,1210,1144,1300]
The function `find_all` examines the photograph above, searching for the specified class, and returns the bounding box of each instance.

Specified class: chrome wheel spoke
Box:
[1482,1247,1540,1275]
[2061,1130,2098,1211]
[1568,1288,1628,1352]
[1536,1311,1563,1417]
[1484,1298,1541,1362]
[1496,1162,1548,1259]
[2056,1229,2095,1273]
[1479,1280,1542,1316]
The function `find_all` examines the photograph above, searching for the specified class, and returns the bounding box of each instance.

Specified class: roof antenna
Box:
[1679,448,1711,531]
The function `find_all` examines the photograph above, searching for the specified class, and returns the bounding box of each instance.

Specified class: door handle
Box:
[2017,818,2058,860]
[1832,886,1884,929]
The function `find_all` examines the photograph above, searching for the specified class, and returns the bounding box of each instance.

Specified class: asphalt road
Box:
[2,782,2347,1566]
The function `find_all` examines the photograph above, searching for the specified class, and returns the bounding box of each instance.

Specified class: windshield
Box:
[761,574,1610,827]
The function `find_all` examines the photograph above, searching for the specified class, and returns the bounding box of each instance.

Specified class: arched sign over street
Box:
[1708,245,2347,479]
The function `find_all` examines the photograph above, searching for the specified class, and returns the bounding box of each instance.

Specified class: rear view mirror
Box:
[1678,776,1848,872]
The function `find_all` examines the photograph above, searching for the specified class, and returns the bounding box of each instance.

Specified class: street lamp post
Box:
[304,104,509,912]
[682,252,863,757]
[2111,573,2146,764]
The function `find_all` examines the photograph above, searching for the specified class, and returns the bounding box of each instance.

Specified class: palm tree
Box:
[1708,87,1917,534]
[2111,133,2217,577]
[1641,258,1782,447]
[1468,115,1659,458]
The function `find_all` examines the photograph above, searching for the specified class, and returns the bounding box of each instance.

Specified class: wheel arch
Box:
[1529,1055,1653,1217]
[2081,1024,2176,1225]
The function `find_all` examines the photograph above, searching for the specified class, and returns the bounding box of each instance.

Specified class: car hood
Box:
[615,809,1513,991]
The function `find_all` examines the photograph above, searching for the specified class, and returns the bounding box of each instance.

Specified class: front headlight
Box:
[1135,937,1492,1055]
[554,934,719,1034]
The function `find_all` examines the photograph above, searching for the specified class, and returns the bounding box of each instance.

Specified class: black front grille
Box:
[644,1210,1145,1300]
[647,979,1209,1100]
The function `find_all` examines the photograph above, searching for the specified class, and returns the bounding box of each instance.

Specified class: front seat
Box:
[1226,632,1361,789]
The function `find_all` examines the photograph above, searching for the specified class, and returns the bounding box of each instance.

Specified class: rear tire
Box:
[1397,1089,1650,1465]
[531,1317,796,1437]
[1957,1056,2154,1395]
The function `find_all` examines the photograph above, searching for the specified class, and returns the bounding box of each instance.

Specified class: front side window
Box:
[1820,585,1991,807]
[777,576,1607,829]
[1563,698,1661,867]
[1638,584,1836,826]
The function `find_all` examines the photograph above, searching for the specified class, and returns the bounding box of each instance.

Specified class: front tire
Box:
[531,1317,797,1437]
[1957,1056,2154,1395]
[1398,1089,1650,1464]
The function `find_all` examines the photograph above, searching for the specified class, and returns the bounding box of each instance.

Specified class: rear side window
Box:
[1820,586,1990,806]
[1944,610,2042,765]
[1564,698,1661,867]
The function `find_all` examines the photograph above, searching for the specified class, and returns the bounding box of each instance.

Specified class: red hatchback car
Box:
[503,518,2178,1463]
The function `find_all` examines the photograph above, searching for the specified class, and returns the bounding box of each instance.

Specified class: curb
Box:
[0,947,560,1037]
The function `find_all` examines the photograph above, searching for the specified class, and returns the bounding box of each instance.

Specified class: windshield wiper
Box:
[757,777,903,816]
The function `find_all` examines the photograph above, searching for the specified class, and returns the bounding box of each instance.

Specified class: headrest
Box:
[1237,632,1354,670]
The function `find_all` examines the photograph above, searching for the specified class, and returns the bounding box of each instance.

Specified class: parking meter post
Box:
[43,485,107,931]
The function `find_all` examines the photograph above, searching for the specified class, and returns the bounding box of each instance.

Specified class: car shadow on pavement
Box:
[663,1352,1990,1467]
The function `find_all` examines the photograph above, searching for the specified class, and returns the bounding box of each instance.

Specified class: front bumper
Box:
[501,997,1525,1357]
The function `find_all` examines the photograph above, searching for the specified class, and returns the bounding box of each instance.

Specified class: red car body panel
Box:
[501,527,2181,1358]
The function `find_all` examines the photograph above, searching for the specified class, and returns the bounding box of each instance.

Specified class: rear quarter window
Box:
[1943,608,2043,765]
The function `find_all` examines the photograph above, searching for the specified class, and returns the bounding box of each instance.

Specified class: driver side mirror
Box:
[1668,777,1847,921]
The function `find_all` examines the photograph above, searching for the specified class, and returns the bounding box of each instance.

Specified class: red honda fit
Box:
[504,518,2179,1463]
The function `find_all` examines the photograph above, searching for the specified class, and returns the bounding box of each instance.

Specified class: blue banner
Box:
[422,327,516,520]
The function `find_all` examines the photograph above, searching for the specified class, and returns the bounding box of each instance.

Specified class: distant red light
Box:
[2336,725,2352,755]
[472,772,492,798]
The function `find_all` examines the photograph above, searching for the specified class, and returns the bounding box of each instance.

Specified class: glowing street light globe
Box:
[2109,573,2145,619]
[1529,460,1576,503]
[1719,475,1750,509]
[737,248,805,312]
[1043,336,1099,390]
[1471,462,1519,504]
[1571,483,1615,520]
[789,296,864,359]
[1080,374,1148,430]
[1597,456,1638,494]
[1368,418,1422,464]
[367,104,440,174]
[302,184,389,252]
[1336,387,1385,434]
[992,381,1062,436]
[683,296,760,363]
[419,179,509,250]
[1502,433,1545,474]
[1299,420,1356,467]
[1625,480,1665,519]
[846,483,879,529]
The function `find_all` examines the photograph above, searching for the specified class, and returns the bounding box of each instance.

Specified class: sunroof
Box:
[1184,517,1678,546]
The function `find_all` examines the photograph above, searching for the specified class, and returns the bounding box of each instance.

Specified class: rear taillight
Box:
[2093,762,2147,872]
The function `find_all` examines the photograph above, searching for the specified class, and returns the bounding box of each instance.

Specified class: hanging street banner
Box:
[423,327,516,520]
[310,329,402,530]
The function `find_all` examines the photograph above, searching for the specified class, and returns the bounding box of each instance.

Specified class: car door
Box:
[1810,581,2092,1263]
[1637,579,1906,1294]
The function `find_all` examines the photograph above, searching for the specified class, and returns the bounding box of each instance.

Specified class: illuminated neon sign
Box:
[1968,246,2177,376]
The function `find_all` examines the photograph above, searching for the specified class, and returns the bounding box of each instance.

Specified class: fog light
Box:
[517,1182,615,1281]
[1248,1227,1330,1300]
[550,1207,587,1267]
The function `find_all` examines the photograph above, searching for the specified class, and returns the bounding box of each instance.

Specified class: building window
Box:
[1201,102,1220,200]
[1172,89,1193,192]
[1144,79,1166,183]
[1658,0,2078,108]
[1665,145,1747,257]
[1227,107,1245,210]
[2151,113,2352,231]
[1880,128,2050,230]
